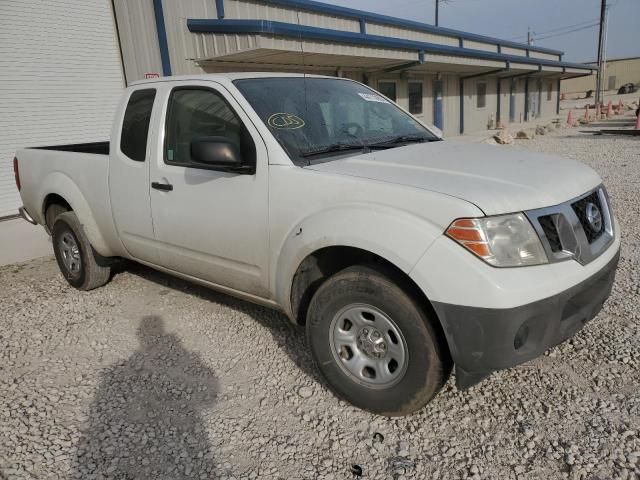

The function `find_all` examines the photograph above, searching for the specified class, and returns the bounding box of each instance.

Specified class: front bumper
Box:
[432,248,620,389]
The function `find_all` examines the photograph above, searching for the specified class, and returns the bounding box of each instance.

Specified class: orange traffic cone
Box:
[606,100,613,118]
[584,105,590,121]
[617,99,623,114]
[596,102,601,119]
[636,111,640,130]
[566,109,574,126]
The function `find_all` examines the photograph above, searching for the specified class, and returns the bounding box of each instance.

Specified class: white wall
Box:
[0,0,125,218]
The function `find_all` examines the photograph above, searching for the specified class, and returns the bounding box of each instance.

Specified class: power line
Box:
[534,22,599,41]
[507,18,600,41]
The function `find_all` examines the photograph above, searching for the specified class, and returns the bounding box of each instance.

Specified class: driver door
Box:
[149,82,270,298]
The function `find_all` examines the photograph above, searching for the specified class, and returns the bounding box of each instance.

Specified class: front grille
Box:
[572,192,605,243]
[526,186,613,266]
[538,215,562,252]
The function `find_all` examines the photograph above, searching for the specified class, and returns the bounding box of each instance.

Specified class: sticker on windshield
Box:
[267,113,306,130]
[358,93,388,103]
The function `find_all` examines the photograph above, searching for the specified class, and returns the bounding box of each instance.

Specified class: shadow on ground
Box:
[121,262,323,385]
[72,315,220,479]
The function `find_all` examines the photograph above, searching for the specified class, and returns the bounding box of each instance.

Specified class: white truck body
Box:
[14,73,620,412]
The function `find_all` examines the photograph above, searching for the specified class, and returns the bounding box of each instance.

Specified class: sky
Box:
[322,0,639,62]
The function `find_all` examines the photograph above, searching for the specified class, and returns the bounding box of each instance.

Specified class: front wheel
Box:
[306,265,451,416]
[52,212,111,291]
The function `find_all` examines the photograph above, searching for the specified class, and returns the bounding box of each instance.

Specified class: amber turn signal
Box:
[445,218,491,259]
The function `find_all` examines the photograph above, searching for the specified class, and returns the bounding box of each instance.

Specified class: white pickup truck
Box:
[15,73,619,416]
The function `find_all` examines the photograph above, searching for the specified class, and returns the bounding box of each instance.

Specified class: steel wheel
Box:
[59,231,81,276]
[329,303,408,388]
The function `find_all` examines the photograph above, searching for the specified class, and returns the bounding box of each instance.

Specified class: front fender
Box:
[37,172,117,257]
[273,203,446,318]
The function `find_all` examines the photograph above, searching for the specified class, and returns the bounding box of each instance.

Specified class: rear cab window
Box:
[120,89,156,162]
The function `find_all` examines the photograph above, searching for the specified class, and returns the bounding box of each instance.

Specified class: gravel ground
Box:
[1,124,639,480]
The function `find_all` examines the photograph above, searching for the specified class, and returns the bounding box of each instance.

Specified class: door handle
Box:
[151,181,173,192]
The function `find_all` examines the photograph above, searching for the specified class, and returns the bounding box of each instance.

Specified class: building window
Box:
[607,75,616,90]
[408,81,423,115]
[378,81,397,102]
[476,82,487,109]
[547,82,553,101]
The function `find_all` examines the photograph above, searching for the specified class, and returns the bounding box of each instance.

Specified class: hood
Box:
[304,140,602,215]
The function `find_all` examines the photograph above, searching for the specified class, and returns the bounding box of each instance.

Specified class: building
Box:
[561,56,640,95]
[0,0,593,218]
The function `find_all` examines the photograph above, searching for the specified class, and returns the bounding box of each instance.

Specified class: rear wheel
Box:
[52,212,111,291]
[306,264,451,416]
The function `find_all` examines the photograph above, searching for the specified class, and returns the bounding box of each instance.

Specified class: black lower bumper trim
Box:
[432,249,620,390]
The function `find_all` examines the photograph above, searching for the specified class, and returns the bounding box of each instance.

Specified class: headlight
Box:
[446,213,548,267]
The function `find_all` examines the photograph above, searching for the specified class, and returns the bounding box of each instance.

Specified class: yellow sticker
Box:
[268,113,305,130]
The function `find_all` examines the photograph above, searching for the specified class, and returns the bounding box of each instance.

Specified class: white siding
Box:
[443,75,460,137]
[225,0,360,32]
[502,46,526,56]
[540,79,558,119]
[113,0,163,82]
[530,51,561,61]
[511,78,526,124]
[463,77,497,133]
[0,0,125,218]
[464,40,498,53]
[366,23,459,47]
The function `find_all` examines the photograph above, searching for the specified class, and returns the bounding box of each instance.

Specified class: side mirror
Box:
[190,136,243,169]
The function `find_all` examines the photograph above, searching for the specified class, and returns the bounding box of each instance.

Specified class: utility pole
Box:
[435,0,439,27]
[595,0,607,107]
[527,26,532,45]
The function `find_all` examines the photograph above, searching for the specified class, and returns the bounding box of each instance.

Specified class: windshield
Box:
[234,77,439,165]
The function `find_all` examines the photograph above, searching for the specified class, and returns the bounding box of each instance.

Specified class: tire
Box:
[52,212,111,291]
[306,264,451,416]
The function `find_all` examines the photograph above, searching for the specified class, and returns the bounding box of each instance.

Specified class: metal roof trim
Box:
[187,19,594,72]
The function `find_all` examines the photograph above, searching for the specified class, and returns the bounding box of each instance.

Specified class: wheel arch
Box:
[43,193,72,232]
[273,204,446,321]
[289,246,425,323]
[289,245,452,367]
[37,172,117,257]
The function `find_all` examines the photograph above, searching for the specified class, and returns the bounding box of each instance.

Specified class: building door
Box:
[607,76,616,91]
[0,0,124,218]
[433,80,444,130]
[528,80,540,120]
[536,79,542,118]
[509,80,516,123]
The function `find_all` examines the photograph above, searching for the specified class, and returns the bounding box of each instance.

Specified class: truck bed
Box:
[16,144,121,257]
[32,141,109,155]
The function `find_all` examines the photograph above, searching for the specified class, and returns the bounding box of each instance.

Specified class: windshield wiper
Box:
[368,135,432,148]
[300,143,370,158]
[301,135,435,158]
